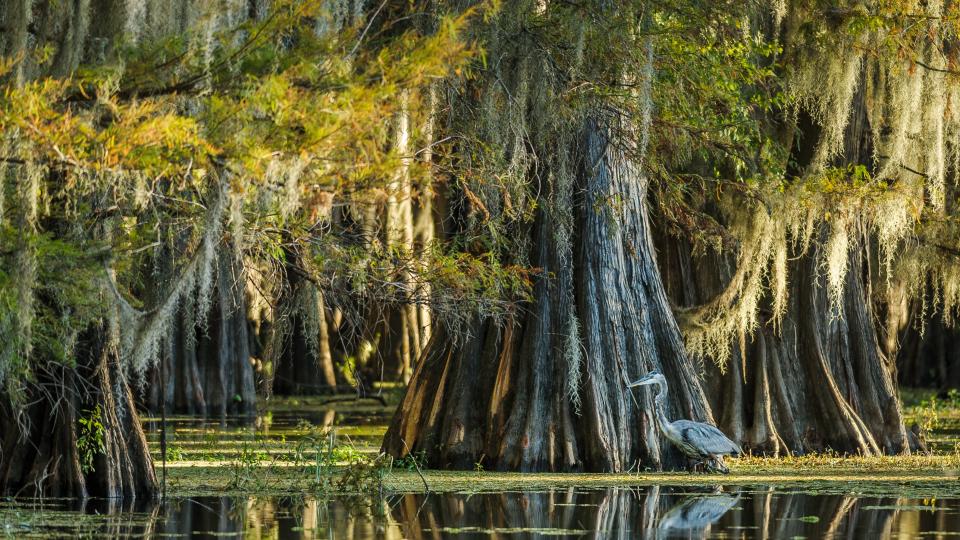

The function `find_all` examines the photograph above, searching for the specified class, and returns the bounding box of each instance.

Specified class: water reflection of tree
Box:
[119,488,959,538]
[155,495,402,539]
[0,498,161,537]
[388,486,916,539]
[391,487,660,538]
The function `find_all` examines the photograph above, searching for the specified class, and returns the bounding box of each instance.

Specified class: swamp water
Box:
[3,396,960,538]
[4,486,960,538]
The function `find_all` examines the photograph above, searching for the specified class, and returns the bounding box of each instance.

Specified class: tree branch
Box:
[914,60,959,76]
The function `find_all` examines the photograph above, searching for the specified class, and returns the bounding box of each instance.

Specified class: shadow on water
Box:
[5,485,960,538]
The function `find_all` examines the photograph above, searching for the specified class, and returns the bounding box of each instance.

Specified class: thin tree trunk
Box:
[146,244,256,415]
[383,91,421,383]
[315,292,338,388]
[413,85,438,350]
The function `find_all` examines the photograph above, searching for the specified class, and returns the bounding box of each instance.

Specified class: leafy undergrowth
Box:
[902,387,960,452]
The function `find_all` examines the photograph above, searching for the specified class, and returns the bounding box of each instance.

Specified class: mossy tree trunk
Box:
[659,76,911,455]
[383,115,714,472]
[0,322,157,498]
[0,0,252,501]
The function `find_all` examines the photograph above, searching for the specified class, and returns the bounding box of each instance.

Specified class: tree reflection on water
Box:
[4,484,958,538]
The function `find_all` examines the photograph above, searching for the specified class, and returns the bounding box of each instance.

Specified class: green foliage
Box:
[914,390,960,437]
[336,452,391,494]
[228,441,270,490]
[292,425,337,491]
[77,404,106,474]
[0,0,485,401]
[393,451,427,472]
[164,442,185,462]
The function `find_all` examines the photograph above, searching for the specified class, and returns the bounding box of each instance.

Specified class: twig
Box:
[400,438,429,493]
[349,0,388,59]
[914,60,959,75]
[160,355,167,501]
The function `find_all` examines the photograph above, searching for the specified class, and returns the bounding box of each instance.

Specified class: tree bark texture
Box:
[666,228,909,455]
[383,116,714,472]
[0,323,157,498]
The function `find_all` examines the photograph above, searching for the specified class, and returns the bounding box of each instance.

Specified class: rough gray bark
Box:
[576,117,713,470]
[383,116,715,472]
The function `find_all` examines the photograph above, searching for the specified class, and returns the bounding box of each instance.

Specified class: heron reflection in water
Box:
[657,490,740,538]
[628,370,742,473]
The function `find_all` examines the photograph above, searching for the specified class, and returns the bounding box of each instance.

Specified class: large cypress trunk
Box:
[702,230,908,455]
[662,230,910,455]
[658,70,910,455]
[0,323,157,498]
[382,115,714,472]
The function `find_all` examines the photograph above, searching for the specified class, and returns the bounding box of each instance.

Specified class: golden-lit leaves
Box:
[0,0,486,392]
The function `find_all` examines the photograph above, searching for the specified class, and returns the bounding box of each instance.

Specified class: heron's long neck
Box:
[652,380,671,432]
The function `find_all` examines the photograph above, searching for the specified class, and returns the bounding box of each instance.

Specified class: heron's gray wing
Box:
[671,420,743,456]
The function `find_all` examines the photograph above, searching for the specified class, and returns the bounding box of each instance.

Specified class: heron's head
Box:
[628,370,665,388]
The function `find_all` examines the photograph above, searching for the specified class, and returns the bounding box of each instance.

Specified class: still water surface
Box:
[4,485,959,538]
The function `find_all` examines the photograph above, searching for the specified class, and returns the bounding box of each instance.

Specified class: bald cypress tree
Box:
[383,0,747,471]
[0,0,471,497]
[387,0,960,468]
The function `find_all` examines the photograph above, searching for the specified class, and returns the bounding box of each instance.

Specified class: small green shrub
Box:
[77,404,106,474]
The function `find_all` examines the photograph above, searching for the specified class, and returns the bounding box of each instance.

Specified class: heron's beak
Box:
[628,376,655,387]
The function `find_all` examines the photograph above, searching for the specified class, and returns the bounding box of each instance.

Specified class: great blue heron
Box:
[629,370,742,473]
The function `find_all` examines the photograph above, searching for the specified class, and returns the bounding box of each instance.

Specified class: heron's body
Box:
[630,371,742,473]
